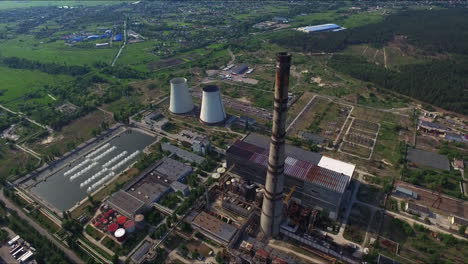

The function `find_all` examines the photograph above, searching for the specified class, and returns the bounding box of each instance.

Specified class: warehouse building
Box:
[153,157,193,182]
[405,202,432,218]
[231,64,249,75]
[106,190,145,218]
[226,133,354,219]
[161,143,206,164]
[297,23,345,33]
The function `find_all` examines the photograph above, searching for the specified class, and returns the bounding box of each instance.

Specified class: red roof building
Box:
[254,249,269,262]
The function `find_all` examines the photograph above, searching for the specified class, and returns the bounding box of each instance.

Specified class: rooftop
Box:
[419,120,448,131]
[452,215,468,226]
[154,157,192,182]
[243,133,322,165]
[192,212,237,243]
[161,143,205,164]
[106,190,145,217]
[170,181,188,192]
[127,181,169,204]
[318,156,355,178]
[131,240,151,264]
[255,249,269,259]
[298,23,344,33]
[407,202,431,215]
[231,64,249,75]
[228,139,351,193]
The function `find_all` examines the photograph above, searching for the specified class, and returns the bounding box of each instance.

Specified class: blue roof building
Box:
[113,34,123,41]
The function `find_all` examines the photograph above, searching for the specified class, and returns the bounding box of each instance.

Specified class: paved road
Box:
[0,190,82,264]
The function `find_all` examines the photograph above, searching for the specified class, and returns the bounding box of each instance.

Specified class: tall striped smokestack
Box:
[260,52,291,236]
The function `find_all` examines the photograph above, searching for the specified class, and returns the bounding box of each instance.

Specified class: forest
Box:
[328,55,468,114]
[269,9,468,114]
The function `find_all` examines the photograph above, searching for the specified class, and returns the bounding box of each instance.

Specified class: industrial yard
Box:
[0,1,467,264]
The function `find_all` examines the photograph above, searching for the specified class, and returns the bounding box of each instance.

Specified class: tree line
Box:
[328,55,468,114]
[1,57,90,76]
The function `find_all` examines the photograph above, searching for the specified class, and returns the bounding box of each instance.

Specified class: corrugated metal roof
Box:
[229,141,350,193]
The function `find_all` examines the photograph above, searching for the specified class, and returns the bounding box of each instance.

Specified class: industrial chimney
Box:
[199,85,226,125]
[169,77,194,114]
[260,52,291,237]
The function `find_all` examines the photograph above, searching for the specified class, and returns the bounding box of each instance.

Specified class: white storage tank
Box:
[200,85,226,125]
[169,77,194,114]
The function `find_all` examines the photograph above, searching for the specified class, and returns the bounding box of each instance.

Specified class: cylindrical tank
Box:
[217,168,226,174]
[212,173,220,179]
[200,85,226,125]
[124,220,136,233]
[114,228,126,242]
[134,214,145,229]
[107,223,119,233]
[169,78,194,114]
[116,215,127,226]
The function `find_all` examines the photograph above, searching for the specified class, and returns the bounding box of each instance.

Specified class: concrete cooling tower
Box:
[199,85,226,125]
[169,77,194,114]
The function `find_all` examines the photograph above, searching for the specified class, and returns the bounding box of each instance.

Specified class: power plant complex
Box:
[169,78,226,125]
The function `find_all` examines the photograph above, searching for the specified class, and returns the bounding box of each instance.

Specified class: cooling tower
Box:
[260,52,291,237]
[169,77,194,114]
[199,85,226,125]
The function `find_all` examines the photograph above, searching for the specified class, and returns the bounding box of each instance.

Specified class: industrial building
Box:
[231,64,249,75]
[152,157,192,182]
[105,157,193,217]
[176,130,211,155]
[297,23,345,33]
[200,85,227,125]
[192,211,238,245]
[394,186,418,199]
[417,120,449,136]
[161,143,205,164]
[142,111,169,131]
[450,215,468,227]
[170,181,189,196]
[106,190,146,218]
[405,202,432,218]
[226,133,354,220]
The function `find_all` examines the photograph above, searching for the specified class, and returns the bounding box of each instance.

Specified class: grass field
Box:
[0,66,72,109]
[0,1,131,10]
[116,41,160,72]
[0,36,119,65]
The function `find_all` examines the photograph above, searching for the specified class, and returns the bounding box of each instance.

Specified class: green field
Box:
[0,36,119,65]
[117,41,159,71]
[0,1,131,10]
[0,66,72,109]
